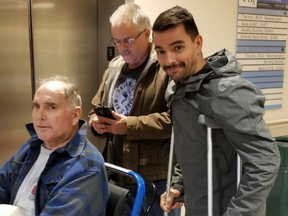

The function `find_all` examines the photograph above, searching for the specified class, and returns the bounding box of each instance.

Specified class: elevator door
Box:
[31,0,99,126]
[0,0,124,166]
[31,0,124,153]
[0,0,32,165]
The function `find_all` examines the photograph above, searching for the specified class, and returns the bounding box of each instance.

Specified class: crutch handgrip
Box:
[198,114,221,129]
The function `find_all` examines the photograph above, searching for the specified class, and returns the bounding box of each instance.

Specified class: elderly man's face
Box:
[111,21,150,69]
[32,81,79,149]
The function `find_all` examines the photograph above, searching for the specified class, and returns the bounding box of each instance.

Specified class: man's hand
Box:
[91,115,108,134]
[160,188,183,212]
[92,111,128,135]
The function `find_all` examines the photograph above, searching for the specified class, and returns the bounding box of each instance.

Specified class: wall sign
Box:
[236,0,288,109]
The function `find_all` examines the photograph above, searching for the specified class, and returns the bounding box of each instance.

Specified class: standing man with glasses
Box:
[88,3,180,216]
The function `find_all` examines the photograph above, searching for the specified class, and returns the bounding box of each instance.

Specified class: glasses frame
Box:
[110,28,146,47]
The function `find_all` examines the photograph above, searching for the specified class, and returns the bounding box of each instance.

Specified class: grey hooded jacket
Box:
[167,49,280,216]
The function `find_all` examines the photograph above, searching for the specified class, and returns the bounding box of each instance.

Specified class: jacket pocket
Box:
[213,131,236,174]
[10,160,24,184]
[38,172,62,209]
[138,139,169,165]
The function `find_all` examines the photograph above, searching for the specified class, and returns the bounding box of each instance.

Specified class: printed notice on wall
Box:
[236,0,288,109]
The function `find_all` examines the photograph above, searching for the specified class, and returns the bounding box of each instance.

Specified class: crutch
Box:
[198,114,242,216]
[164,127,175,216]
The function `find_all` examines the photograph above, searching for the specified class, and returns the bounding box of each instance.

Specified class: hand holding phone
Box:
[94,107,115,120]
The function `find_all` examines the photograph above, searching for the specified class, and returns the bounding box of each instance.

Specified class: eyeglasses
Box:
[110,29,146,47]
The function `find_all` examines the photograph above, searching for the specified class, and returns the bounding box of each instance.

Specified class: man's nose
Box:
[116,41,129,50]
[165,52,176,65]
[37,108,46,120]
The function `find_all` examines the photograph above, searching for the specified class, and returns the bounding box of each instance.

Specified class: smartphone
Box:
[94,106,115,120]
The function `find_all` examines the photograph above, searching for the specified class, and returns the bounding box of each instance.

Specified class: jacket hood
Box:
[165,49,242,105]
[206,49,242,76]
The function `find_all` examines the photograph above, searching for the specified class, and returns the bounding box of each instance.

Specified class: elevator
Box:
[0,0,124,165]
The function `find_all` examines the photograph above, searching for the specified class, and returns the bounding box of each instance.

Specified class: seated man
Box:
[0,75,109,216]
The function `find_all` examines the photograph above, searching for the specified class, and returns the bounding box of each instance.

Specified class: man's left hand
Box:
[97,111,128,135]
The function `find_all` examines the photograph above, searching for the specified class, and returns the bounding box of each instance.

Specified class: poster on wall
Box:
[236,0,288,109]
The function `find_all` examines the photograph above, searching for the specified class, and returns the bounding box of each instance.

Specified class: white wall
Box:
[136,0,238,55]
[135,0,288,137]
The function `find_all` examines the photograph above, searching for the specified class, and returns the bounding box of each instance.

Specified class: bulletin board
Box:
[236,0,288,110]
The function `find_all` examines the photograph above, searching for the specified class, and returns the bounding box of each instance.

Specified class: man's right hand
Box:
[91,116,109,134]
[160,188,183,212]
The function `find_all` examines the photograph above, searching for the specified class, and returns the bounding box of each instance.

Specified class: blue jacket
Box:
[0,119,109,216]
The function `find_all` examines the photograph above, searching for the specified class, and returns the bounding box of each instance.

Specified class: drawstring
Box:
[153,63,160,88]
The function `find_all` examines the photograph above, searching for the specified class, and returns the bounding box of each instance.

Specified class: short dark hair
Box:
[152,6,199,41]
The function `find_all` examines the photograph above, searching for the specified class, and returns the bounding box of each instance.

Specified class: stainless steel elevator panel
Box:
[97,0,123,75]
[0,0,125,166]
[0,0,32,165]
[30,0,123,152]
[31,0,102,151]
[31,0,99,124]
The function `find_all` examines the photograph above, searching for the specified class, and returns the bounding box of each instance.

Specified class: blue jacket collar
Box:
[25,119,87,157]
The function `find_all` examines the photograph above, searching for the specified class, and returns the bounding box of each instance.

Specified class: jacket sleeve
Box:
[171,163,185,194]
[211,77,281,216]
[40,171,109,216]
[0,159,12,204]
[126,68,172,140]
[0,142,35,205]
[126,110,171,140]
[88,69,109,137]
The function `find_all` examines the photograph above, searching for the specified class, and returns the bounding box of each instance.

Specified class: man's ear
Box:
[195,35,203,52]
[73,106,82,125]
[145,28,151,41]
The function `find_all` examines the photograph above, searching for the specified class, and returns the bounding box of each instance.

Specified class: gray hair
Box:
[37,74,82,108]
[109,3,151,31]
